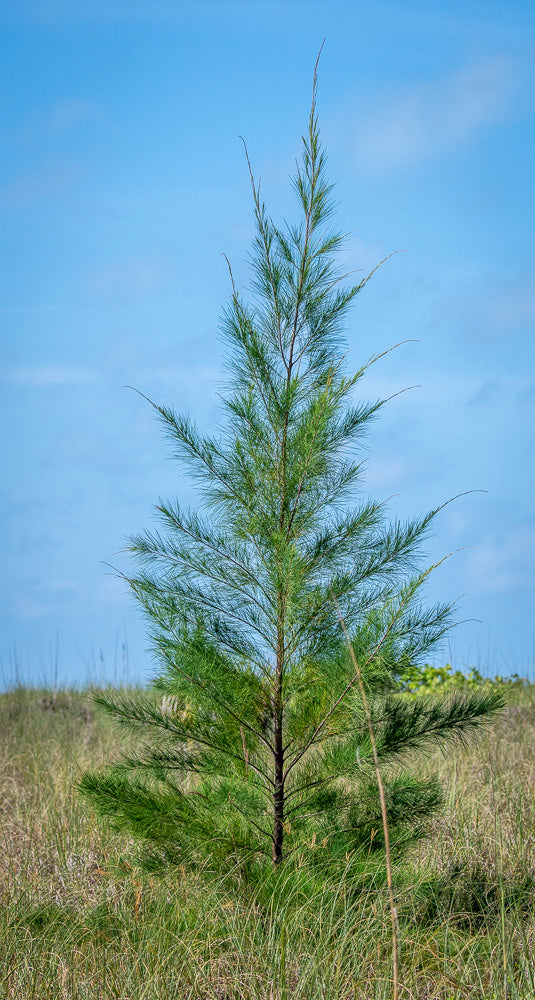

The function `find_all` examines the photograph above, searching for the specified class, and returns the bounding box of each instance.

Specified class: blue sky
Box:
[1,0,534,687]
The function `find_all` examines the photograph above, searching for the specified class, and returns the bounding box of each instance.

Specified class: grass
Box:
[1,682,535,998]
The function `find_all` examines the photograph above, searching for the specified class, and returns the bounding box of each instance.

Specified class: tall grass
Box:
[1,683,534,999]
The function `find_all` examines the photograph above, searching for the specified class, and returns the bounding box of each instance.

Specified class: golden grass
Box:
[1,683,534,999]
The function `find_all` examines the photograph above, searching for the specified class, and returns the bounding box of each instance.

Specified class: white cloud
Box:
[466,528,535,593]
[6,365,97,387]
[149,364,221,386]
[89,257,171,298]
[2,98,101,149]
[354,57,518,172]
[364,457,411,490]
[96,575,130,607]
[9,579,79,619]
[36,580,78,593]
[0,0,301,24]
[0,156,85,205]
[46,99,100,136]
[468,380,503,408]
[487,272,535,335]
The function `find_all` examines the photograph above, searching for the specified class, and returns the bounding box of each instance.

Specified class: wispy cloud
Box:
[88,256,172,299]
[487,272,535,335]
[6,365,97,387]
[149,364,221,386]
[1,0,304,24]
[353,57,518,173]
[466,528,535,593]
[364,457,411,490]
[36,579,79,594]
[9,579,79,620]
[96,576,129,607]
[45,99,100,136]
[2,98,101,147]
[467,380,504,408]
[0,156,85,206]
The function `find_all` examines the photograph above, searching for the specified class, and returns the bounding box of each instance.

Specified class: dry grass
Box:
[1,683,535,999]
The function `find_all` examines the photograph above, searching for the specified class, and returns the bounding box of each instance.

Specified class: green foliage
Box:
[80,68,504,874]
[395,661,529,695]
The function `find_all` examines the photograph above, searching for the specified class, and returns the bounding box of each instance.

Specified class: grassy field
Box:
[1,681,534,999]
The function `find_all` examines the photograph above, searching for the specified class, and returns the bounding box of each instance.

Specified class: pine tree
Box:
[80,63,503,873]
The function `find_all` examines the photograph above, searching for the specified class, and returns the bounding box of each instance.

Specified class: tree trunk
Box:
[272,646,285,865]
[273,743,284,863]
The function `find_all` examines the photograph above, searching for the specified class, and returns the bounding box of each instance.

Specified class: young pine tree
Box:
[80,68,503,873]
